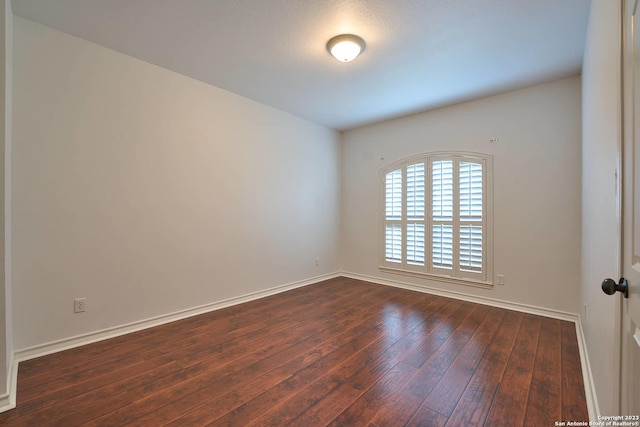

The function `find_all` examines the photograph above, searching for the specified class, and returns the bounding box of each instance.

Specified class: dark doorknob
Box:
[601,277,629,298]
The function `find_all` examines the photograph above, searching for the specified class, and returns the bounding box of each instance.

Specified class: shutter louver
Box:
[406,163,426,266]
[407,224,425,265]
[432,160,453,270]
[407,163,425,220]
[385,169,402,220]
[460,225,483,272]
[385,224,402,263]
[432,160,453,221]
[385,169,403,263]
[460,162,483,221]
[432,224,453,269]
[459,161,483,273]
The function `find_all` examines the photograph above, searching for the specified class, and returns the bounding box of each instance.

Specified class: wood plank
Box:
[122,402,181,426]
[165,312,399,426]
[421,307,506,417]
[165,288,428,425]
[302,300,475,425]
[523,317,563,427]
[561,320,589,422]
[326,361,420,426]
[366,305,491,426]
[162,367,294,426]
[346,299,466,391]
[403,304,489,401]
[289,383,362,426]
[484,314,542,427]
[242,294,446,427]
[445,310,523,426]
[290,297,458,426]
[406,405,449,427]
[402,301,484,368]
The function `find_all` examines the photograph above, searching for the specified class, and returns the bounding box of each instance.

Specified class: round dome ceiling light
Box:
[326,34,365,62]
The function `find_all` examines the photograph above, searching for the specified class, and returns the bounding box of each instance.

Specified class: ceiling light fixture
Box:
[326,34,365,62]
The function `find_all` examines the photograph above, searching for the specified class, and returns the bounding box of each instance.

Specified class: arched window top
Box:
[381,151,493,288]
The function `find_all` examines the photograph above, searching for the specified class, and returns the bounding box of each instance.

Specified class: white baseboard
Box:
[0,271,340,413]
[343,271,599,420]
[342,271,579,322]
[14,272,340,363]
[0,393,10,414]
[575,318,600,421]
[0,353,16,413]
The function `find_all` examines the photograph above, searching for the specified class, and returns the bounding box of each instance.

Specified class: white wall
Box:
[11,17,341,351]
[341,76,582,314]
[581,0,621,416]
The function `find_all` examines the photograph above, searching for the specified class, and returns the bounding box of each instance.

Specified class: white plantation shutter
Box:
[385,224,402,263]
[407,163,425,219]
[459,162,483,221]
[407,223,425,265]
[459,225,483,272]
[432,224,453,269]
[381,153,491,285]
[406,163,425,266]
[385,169,403,263]
[432,160,453,221]
[459,161,483,273]
[385,169,402,220]
[432,160,454,271]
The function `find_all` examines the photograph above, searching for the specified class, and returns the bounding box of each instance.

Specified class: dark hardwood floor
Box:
[0,277,588,426]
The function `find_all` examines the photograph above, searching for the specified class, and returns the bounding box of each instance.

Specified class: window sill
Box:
[379,266,493,290]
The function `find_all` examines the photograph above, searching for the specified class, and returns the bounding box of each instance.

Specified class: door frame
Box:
[619,0,640,414]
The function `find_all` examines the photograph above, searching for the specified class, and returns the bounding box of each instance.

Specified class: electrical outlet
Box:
[74,298,86,313]
[496,274,505,286]
[315,257,320,266]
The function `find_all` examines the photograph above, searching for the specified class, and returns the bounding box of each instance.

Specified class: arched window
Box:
[381,152,493,287]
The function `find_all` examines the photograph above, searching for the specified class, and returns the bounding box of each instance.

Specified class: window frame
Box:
[379,151,494,289]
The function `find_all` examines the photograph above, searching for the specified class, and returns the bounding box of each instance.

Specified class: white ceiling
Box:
[11,0,592,131]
